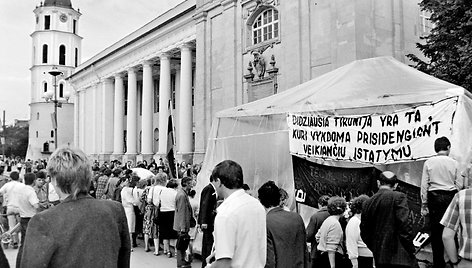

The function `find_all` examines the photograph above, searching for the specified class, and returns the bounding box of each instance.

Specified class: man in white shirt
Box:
[207,160,266,268]
[421,137,461,268]
[0,171,22,248]
[16,172,39,267]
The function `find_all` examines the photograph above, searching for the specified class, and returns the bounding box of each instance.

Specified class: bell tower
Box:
[26,0,82,160]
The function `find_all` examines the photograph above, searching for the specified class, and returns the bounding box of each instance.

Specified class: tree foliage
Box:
[0,125,29,158]
[407,0,472,91]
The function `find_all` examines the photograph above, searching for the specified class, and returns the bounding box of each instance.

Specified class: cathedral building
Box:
[68,0,429,164]
[26,0,80,160]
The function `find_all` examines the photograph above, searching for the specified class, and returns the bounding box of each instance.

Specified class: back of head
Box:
[434,136,451,153]
[258,180,281,208]
[154,173,168,186]
[327,196,347,215]
[112,168,122,177]
[128,175,140,188]
[10,171,19,181]
[36,169,47,180]
[181,176,193,188]
[318,195,330,207]
[166,179,178,189]
[47,146,92,199]
[189,189,196,198]
[379,171,398,187]
[104,168,112,177]
[349,194,370,215]
[24,172,36,186]
[211,160,243,189]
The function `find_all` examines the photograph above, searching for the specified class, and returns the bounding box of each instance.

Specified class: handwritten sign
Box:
[288,97,458,164]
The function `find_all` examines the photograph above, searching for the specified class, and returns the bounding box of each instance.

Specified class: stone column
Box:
[141,61,154,158]
[92,82,102,159]
[101,78,114,160]
[79,90,86,150]
[73,91,79,147]
[157,53,171,157]
[178,45,193,162]
[126,67,138,157]
[113,74,125,156]
[174,66,181,153]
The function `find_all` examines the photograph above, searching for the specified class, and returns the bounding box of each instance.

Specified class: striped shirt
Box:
[440,189,472,260]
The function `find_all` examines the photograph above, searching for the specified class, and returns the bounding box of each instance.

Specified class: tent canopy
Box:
[218,56,466,118]
[196,57,472,208]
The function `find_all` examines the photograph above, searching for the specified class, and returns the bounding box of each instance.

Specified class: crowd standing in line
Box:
[0,136,471,268]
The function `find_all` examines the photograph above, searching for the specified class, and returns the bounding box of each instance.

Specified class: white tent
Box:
[195,56,472,206]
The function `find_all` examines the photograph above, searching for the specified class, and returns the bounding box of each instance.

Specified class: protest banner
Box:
[288,97,458,164]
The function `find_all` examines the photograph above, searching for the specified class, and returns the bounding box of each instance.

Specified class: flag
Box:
[167,100,177,178]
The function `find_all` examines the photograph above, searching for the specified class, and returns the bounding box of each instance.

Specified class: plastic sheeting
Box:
[195,57,472,210]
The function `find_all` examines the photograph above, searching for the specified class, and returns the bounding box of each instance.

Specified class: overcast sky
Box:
[0,0,183,124]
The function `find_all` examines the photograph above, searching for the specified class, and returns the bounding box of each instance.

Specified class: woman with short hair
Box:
[346,195,373,268]
[20,147,131,268]
[316,196,348,268]
[159,179,179,257]
[147,173,168,255]
[121,175,140,250]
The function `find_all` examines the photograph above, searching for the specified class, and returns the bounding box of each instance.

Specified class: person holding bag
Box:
[147,174,167,255]
[174,177,195,268]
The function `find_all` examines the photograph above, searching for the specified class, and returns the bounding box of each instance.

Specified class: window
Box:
[59,83,64,98]
[43,82,48,93]
[252,9,279,45]
[36,131,38,138]
[42,44,48,63]
[44,15,50,30]
[51,130,54,138]
[74,48,78,67]
[419,10,433,36]
[59,45,66,65]
[154,80,160,113]
[73,19,77,34]
[36,112,40,120]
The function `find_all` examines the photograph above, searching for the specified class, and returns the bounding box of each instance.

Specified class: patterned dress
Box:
[142,187,154,236]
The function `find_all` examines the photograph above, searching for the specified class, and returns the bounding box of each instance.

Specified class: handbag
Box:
[176,232,191,250]
[192,228,203,255]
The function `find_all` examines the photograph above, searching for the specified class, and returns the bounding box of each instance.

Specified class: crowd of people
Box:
[0,136,470,268]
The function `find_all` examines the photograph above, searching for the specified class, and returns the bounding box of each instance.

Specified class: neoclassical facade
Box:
[69,0,428,163]
[69,1,196,163]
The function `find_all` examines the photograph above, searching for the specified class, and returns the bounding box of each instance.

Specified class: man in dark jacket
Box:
[361,171,418,268]
[258,181,308,268]
[174,176,194,268]
[20,147,131,268]
[198,174,217,268]
[305,195,330,267]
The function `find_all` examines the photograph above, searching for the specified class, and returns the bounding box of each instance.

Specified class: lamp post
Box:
[44,67,67,151]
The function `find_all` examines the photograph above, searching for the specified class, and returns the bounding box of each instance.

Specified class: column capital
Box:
[101,77,113,84]
[179,43,193,51]
[127,66,138,73]
[142,60,155,67]
[159,52,172,60]
[114,73,125,79]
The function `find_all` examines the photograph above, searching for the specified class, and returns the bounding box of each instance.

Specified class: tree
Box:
[407,0,472,91]
[0,125,29,158]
